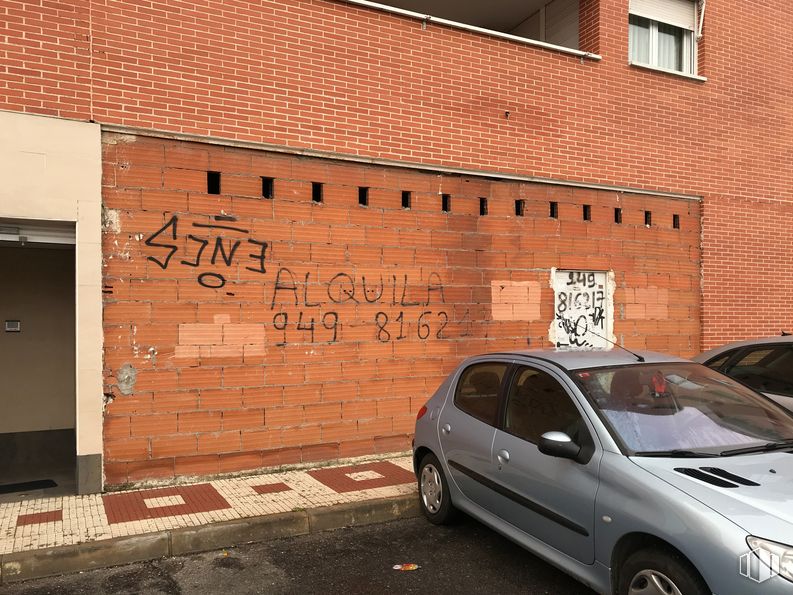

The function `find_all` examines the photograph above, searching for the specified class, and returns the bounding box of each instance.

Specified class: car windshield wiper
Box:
[632,449,720,458]
[720,439,793,457]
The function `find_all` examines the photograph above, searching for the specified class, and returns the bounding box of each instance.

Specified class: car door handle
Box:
[441,423,451,435]
[497,449,510,464]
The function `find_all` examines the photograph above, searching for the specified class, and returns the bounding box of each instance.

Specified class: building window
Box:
[629,0,696,75]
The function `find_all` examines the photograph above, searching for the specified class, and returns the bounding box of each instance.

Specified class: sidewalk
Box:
[0,454,419,585]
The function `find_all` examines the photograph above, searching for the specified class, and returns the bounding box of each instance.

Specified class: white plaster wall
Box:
[0,110,103,459]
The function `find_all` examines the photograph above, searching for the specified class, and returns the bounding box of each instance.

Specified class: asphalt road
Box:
[0,515,596,595]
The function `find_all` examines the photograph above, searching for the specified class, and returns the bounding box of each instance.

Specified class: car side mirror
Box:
[538,431,582,462]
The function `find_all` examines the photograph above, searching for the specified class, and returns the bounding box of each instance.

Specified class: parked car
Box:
[413,349,793,595]
[693,335,793,411]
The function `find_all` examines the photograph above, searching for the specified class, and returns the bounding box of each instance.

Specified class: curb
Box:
[0,494,420,585]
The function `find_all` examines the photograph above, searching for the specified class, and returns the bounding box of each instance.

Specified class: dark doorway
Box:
[0,243,76,500]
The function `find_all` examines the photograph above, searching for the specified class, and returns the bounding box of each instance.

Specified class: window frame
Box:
[452,361,510,427]
[721,344,793,398]
[628,9,697,77]
[501,363,594,449]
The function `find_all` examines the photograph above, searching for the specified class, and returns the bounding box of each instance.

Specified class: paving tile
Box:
[103,484,231,524]
[252,482,292,495]
[307,462,416,493]
[0,455,415,555]
[17,510,63,527]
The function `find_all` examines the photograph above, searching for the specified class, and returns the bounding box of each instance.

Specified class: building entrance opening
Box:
[0,229,76,500]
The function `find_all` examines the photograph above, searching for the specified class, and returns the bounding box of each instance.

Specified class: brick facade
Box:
[101,133,700,484]
[3,0,790,344]
[2,0,789,483]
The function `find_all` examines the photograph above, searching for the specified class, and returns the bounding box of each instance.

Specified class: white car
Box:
[693,335,793,411]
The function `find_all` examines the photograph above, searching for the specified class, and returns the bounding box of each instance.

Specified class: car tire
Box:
[418,453,458,525]
[618,547,709,595]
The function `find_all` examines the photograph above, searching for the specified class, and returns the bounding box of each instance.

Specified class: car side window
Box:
[704,352,732,370]
[725,345,793,397]
[454,362,508,426]
[505,366,585,445]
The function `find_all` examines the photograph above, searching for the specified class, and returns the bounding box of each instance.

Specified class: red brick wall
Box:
[101,133,700,484]
[2,0,792,344]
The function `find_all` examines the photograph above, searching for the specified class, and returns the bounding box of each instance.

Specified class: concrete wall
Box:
[0,246,76,433]
[0,111,103,493]
[101,132,701,485]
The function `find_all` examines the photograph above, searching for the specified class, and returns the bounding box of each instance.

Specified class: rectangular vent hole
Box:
[549,201,558,219]
[441,193,451,213]
[207,171,221,195]
[614,207,622,224]
[358,187,369,207]
[479,197,488,216]
[644,210,652,226]
[261,177,274,199]
[583,204,591,221]
[312,182,323,203]
[673,214,680,229]
[515,199,525,217]
[402,191,412,209]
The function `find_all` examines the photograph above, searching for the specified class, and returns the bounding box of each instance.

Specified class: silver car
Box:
[693,336,793,411]
[413,349,793,595]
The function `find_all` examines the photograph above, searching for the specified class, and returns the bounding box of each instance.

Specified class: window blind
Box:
[629,0,696,30]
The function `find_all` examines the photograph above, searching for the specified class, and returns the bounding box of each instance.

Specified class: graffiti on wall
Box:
[550,270,614,349]
[142,216,448,345]
[146,215,268,288]
[267,267,447,345]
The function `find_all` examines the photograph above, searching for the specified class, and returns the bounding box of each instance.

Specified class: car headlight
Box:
[746,536,793,583]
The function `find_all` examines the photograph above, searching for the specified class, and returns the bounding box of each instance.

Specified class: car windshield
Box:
[574,363,793,454]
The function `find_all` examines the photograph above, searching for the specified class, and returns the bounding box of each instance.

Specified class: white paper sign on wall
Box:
[549,269,615,349]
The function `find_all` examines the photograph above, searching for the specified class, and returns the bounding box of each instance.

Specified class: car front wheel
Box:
[418,453,458,525]
[618,547,709,595]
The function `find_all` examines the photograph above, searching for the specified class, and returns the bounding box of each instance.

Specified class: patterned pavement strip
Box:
[0,455,416,556]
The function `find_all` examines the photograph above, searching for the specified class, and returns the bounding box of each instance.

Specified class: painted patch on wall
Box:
[490,281,541,321]
[549,269,614,349]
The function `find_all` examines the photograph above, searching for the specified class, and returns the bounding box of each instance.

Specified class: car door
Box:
[437,359,509,507]
[489,362,601,564]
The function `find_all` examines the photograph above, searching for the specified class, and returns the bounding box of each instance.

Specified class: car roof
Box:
[693,336,793,363]
[481,348,689,371]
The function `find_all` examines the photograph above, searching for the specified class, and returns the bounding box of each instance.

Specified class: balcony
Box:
[341,0,599,56]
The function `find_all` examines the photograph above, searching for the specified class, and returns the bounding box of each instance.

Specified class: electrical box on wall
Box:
[5,320,21,332]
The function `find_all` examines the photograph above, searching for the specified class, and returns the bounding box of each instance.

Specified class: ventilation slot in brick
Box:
[261,177,274,199]
[441,194,451,213]
[479,197,488,216]
[402,191,412,209]
[359,187,369,207]
[515,199,525,217]
[645,210,652,226]
[583,204,591,221]
[614,207,622,224]
[550,201,558,219]
[312,182,323,203]
[207,171,221,195]
[673,214,680,229]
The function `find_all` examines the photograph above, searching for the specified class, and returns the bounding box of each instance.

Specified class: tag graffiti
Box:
[551,270,612,349]
[145,215,267,288]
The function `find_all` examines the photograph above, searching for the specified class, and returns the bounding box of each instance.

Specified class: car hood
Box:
[632,451,793,543]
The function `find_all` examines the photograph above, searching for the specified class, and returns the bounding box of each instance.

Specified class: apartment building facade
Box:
[0,0,790,492]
